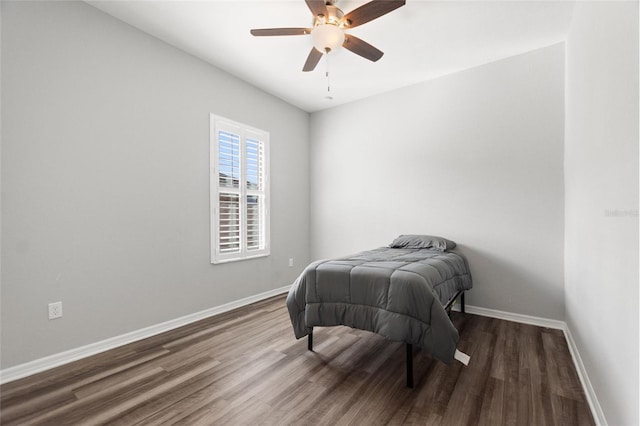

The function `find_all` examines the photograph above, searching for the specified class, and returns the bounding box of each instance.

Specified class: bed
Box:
[286,235,473,387]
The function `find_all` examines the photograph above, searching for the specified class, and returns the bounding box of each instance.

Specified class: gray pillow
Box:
[389,235,457,252]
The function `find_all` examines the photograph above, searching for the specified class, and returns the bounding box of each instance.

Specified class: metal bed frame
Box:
[306,290,466,388]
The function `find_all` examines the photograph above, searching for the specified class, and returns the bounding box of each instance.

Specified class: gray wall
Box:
[565,2,639,425]
[310,44,566,320]
[1,1,310,368]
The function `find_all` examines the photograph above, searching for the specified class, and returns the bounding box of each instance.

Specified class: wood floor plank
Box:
[440,328,495,425]
[0,295,595,425]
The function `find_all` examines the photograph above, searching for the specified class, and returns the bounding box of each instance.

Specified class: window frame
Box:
[210,114,270,264]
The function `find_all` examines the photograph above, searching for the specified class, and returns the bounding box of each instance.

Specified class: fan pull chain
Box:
[325,52,333,100]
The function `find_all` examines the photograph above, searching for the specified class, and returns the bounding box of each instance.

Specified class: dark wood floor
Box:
[1,295,594,425]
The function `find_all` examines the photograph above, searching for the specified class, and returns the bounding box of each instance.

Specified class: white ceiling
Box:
[87,0,576,112]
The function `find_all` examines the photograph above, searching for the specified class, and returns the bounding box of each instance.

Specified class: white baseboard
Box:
[562,325,607,426]
[0,285,291,385]
[455,304,605,425]
[454,304,565,330]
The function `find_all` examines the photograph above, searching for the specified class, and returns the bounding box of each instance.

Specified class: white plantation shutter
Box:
[211,115,270,263]
[218,131,240,189]
[219,193,240,253]
[217,130,241,255]
[245,139,262,191]
[245,138,266,252]
[246,195,263,250]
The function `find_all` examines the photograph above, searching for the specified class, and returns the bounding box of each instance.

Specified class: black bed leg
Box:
[406,343,414,388]
[308,329,313,351]
[461,292,466,314]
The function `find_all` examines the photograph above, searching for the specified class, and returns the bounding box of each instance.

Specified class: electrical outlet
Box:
[289,258,294,267]
[48,301,63,320]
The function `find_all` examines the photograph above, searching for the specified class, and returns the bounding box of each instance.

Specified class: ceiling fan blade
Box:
[303,47,324,72]
[342,0,406,29]
[250,28,312,36]
[305,0,328,18]
[343,34,384,62]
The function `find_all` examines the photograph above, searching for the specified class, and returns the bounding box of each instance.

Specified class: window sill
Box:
[211,252,270,265]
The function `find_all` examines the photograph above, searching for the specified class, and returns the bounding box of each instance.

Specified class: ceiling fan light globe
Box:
[311,24,345,53]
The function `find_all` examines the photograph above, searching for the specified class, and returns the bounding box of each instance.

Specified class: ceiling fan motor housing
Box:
[316,5,345,26]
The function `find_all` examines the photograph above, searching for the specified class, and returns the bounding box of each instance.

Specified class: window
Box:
[210,115,270,263]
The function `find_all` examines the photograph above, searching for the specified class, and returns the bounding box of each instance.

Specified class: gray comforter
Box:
[286,247,473,363]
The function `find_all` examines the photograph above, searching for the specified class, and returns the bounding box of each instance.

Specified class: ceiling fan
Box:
[250,0,406,72]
